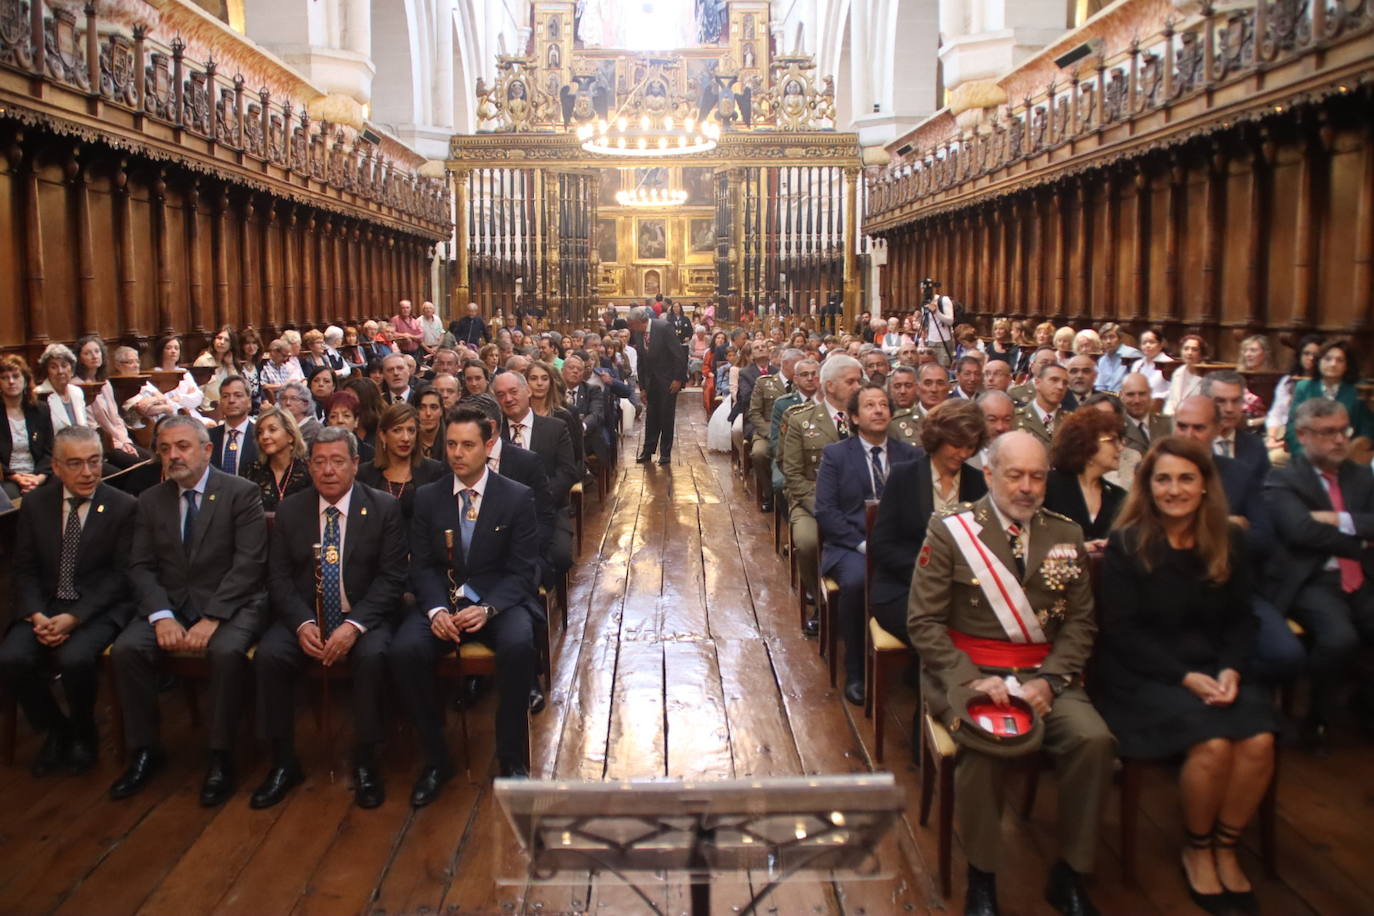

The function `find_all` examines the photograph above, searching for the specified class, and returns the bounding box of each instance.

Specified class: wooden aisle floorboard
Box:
[2,389,1374,915]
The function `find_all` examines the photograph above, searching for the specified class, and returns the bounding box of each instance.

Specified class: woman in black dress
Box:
[356,402,446,519]
[1045,407,1127,550]
[243,406,311,511]
[1096,436,1275,914]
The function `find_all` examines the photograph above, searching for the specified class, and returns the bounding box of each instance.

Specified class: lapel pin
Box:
[96,504,106,513]
[360,507,368,516]
[209,493,217,501]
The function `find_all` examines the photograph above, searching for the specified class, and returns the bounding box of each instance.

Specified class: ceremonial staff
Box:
[313,542,334,781]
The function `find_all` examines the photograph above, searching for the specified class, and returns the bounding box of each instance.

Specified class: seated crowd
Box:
[0,299,642,813]
[728,307,1372,915]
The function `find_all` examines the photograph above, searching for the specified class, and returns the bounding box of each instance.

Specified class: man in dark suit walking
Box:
[250,427,408,810]
[0,426,137,776]
[628,305,688,465]
[390,409,543,801]
[208,376,256,474]
[814,383,921,704]
[109,415,268,806]
[1265,397,1374,746]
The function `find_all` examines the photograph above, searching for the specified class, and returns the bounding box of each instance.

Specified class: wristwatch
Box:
[1040,674,1069,697]
[481,604,498,622]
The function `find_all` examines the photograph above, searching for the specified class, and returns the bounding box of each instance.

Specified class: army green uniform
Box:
[1007,381,1035,407]
[748,374,788,499]
[908,495,1114,875]
[780,400,842,603]
[889,406,924,449]
[769,391,806,489]
[1013,403,1060,447]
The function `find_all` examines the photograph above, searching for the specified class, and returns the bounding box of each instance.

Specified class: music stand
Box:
[495,774,903,916]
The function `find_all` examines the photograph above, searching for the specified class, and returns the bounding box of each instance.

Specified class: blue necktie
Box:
[223,428,239,476]
[182,490,198,552]
[458,489,477,557]
[321,506,344,635]
[870,446,886,498]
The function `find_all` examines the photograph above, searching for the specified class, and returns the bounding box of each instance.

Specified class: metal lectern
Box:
[495,773,904,916]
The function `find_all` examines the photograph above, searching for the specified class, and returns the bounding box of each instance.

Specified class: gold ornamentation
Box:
[1040,544,1082,592]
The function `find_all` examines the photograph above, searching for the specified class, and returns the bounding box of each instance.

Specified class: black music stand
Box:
[495,774,903,916]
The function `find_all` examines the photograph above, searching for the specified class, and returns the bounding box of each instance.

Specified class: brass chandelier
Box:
[578,114,721,157]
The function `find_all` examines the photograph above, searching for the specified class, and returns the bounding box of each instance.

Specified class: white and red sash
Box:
[942,511,1047,645]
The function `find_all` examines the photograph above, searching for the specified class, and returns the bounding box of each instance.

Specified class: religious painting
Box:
[637,218,667,260]
[596,218,617,263]
[598,169,619,207]
[633,167,669,191]
[743,15,755,39]
[682,167,714,206]
[689,217,715,253]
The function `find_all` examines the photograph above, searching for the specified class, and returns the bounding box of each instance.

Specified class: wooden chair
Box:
[815,530,841,686]
[918,706,959,897]
[570,482,584,557]
[861,500,912,763]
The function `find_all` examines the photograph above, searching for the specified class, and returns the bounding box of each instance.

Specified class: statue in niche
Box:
[743,15,755,39]
[548,16,560,40]
[741,42,755,69]
[547,44,560,68]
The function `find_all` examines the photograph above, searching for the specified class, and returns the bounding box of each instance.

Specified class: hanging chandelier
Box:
[578,115,721,157]
[615,186,688,207]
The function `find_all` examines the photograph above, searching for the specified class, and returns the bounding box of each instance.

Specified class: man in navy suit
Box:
[208,376,256,474]
[1174,396,1302,684]
[0,426,137,776]
[250,428,408,810]
[815,382,920,704]
[628,305,689,465]
[390,408,543,802]
[1204,370,1271,484]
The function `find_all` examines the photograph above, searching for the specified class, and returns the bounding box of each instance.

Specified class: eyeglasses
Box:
[60,457,104,472]
[309,456,354,471]
[1302,425,1352,440]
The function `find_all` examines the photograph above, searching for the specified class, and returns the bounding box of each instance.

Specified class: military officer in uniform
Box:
[1014,363,1072,447]
[1008,348,1057,406]
[887,366,923,449]
[748,348,801,513]
[769,358,820,497]
[909,430,1114,916]
[781,354,863,636]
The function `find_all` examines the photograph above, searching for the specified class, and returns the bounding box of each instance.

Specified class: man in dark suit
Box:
[1265,397,1374,745]
[814,383,921,704]
[1204,370,1271,484]
[208,376,256,474]
[250,427,408,810]
[0,426,136,776]
[390,409,543,801]
[870,400,989,646]
[492,369,577,577]
[109,415,268,806]
[562,354,610,470]
[449,302,490,347]
[628,305,688,465]
[1174,395,1302,684]
[381,353,425,406]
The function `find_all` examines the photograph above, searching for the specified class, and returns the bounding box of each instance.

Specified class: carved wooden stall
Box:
[866,0,1374,362]
[448,0,861,328]
[0,0,449,361]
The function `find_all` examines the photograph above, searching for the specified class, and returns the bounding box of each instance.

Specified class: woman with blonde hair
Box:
[1097,436,1275,913]
[243,405,310,510]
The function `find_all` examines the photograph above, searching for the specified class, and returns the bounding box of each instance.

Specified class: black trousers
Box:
[254,620,391,754]
[0,613,122,738]
[1291,573,1374,715]
[388,607,536,768]
[824,547,868,685]
[640,378,678,459]
[111,606,261,751]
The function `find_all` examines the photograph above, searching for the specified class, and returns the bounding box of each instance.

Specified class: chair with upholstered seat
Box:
[860,499,912,763]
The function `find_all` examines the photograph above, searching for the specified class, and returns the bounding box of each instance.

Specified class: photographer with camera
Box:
[919,279,956,367]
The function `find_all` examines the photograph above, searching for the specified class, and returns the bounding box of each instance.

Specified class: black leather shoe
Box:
[499,758,530,779]
[1045,860,1099,916]
[635,452,653,464]
[965,864,999,916]
[66,736,98,776]
[31,729,70,778]
[843,679,865,707]
[109,748,165,800]
[658,456,672,466]
[760,498,773,514]
[410,765,451,808]
[200,752,236,807]
[802,616,820,639]
[528,687,547,715]
[250,762,303,809]
[354,766,385,809]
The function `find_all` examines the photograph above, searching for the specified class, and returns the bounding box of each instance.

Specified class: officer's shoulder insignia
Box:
[1039,508,1076,525]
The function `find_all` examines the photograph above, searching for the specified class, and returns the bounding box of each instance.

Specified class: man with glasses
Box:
[1266,398,1374,750]
[0,427,137,777]
[250,427,408,810]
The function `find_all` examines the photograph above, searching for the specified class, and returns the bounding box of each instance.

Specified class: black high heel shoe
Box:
[1181,829,1227,915]
[1214,821,1259,914]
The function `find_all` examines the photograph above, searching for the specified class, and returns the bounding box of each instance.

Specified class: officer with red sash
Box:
[909,430,1115,916]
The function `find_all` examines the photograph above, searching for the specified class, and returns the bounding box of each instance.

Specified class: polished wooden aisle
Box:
[1,392,1371,915]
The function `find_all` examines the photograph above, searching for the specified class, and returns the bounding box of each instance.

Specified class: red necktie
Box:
[1322,471,1364,593]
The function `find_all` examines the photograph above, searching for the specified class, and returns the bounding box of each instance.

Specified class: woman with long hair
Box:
[1264,334,1322,453]
[986,317,1020,367]
[416,388,446,462]
[1283,339,1374,456]
[74,336,146,466]
[1129,327,1173,401]
[153,335,210,424]
[0,353,52,497]
[527,359,584,470]
[236,327,264,409]
[1164,334,1207,416]
[193,326,238,402]
[341,375,384,447]
[1097,436,1275,913]
[356,402,446,519]
[243,406,310,511]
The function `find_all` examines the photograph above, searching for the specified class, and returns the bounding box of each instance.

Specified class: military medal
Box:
[1040,544,1082,591]
[324,545,340,565]
[228,442,238,451]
